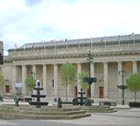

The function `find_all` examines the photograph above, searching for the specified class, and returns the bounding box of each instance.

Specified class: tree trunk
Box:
[66,81,68,101]
[134,92,137,102]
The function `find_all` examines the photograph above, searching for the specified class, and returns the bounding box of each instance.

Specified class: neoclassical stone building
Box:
[3,34,140,103]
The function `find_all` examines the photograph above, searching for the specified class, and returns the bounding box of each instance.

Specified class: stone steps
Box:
[80,105,118,113]
[0,105,90,120]
[0,108,86,115]
[0,111,90,120]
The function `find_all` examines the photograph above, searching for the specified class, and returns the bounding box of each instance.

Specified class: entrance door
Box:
[74,86,78,97]
[99,86,104,98]
[5,85,10,93]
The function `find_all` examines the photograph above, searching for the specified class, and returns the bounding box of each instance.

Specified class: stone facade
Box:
[2,34,140,103]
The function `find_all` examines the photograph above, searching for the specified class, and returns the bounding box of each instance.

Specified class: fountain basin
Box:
[29,101,48,106]
[31,94,46,97]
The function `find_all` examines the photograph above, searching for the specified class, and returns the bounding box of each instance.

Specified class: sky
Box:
[0,0,140,55]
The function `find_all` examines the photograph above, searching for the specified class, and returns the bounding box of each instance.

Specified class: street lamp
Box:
[86,50,96,97]
[117,70,127,105]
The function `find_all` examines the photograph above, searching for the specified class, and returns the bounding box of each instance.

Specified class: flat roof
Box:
[8,33,140,51]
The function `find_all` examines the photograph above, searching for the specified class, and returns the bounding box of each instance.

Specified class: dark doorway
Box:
[74,86,78,97]
[99,86,104,98]
[5,85,10,93]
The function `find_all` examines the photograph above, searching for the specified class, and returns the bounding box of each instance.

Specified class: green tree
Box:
[127,73,140,102]
[0,74,4,94]
[79,71,89,91]
[25,75,36,95]
[60,63,76,101]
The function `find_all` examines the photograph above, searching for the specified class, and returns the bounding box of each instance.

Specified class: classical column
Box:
[22,65,27,95]
[133,61,137,74]
[43,64,47,93]
[90,62,95,97]
[118,62,122,98]
[118,62,122,84]
[103,62,108,98]
[12,65,16,95]
[77,63,81,94]
[54,64,58,97]
[32,65,36,80]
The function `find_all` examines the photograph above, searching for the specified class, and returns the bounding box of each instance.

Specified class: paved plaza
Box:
[46,108,140,126]
[0,99,140,126]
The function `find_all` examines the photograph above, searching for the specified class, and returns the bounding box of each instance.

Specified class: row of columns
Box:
[12,64,59,97]
[12,61,138,97]
[77,61,138,98]
[76,62,108,98]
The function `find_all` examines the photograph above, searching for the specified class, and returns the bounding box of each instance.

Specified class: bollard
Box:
[14,96,19,106]
[15,99,19,106]
[57,97,62,108]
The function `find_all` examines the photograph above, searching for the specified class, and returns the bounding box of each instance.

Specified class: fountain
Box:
[29,80,48,108]
[72,88,94,106]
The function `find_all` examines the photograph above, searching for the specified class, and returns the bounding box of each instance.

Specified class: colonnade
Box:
[12,61,138,98]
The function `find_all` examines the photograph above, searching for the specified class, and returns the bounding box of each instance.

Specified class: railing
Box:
[9,43,140,58]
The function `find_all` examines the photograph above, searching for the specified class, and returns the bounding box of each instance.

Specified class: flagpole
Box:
[118,35,121,46]
[104,36,106,48]
[129,32,135,45]
[42,40,45,51]
[100,36,106,47]
[24,42,25,51]
[14,44,17,52]
[44,42,45,50]
[133,33,135,45]
[32,43,34,50]
[90,37,92,48]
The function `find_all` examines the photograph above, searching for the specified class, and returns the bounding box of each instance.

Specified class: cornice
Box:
[4,44,140,63]
[5,49,140,62]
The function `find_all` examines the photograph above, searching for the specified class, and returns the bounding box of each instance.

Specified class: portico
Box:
[10,60,139,101]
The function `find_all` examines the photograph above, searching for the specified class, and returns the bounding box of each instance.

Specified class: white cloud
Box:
[0,0,140,55]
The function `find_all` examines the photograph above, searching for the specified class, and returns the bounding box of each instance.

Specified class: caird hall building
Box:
[2,34,140,103]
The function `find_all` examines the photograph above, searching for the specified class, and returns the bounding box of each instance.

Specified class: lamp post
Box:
[87,50,93,77]
[86,50,97,97]
[117,70,127,105]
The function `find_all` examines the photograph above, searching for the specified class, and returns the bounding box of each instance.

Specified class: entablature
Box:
[5,44,140,64]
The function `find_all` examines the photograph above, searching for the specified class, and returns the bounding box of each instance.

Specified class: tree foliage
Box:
[60,63,76,101]
[78,71,89,91]
[0,74,4,93]
[127,73,140,102]
[25,75,36,94]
